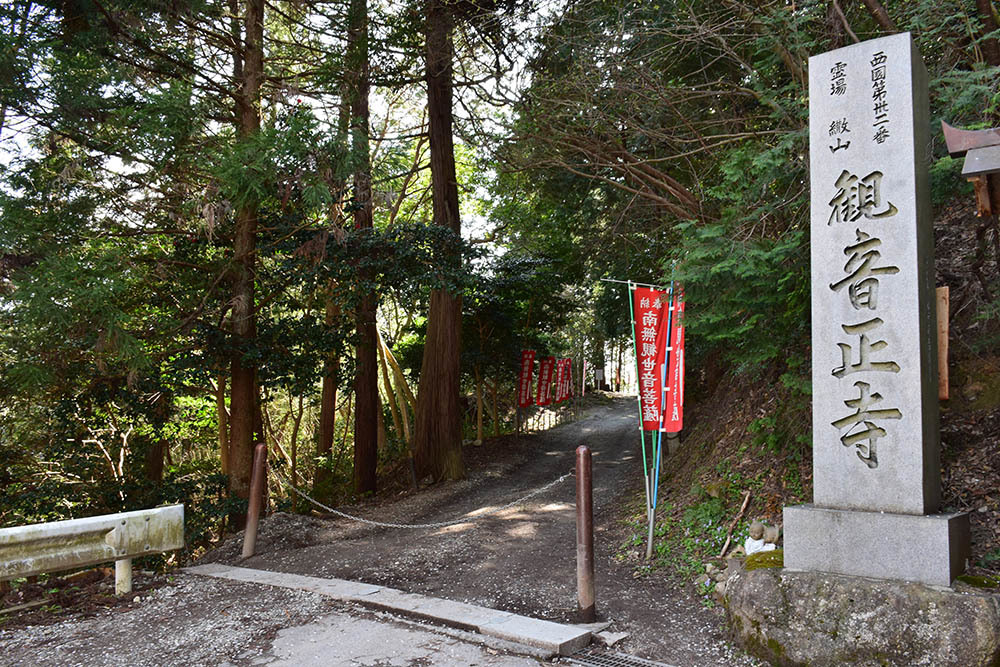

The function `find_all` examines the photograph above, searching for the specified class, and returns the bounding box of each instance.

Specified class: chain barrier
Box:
[271,468,574,530]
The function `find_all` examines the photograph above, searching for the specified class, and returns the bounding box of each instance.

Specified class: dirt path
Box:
[206,396,757,666]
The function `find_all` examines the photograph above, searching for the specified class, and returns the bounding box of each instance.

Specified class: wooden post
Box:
[241,442,267,559]
[937,286,950,400]
[576,446,596,622]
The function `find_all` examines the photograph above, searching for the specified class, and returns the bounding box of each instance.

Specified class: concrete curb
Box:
[184,564,592,657]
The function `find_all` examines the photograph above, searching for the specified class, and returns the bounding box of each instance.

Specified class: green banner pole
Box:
[627,281,654,546]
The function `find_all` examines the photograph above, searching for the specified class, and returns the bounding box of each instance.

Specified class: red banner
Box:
[554,358,574,403]
[633,286,671,431]
[554,359,567,403]
[518,350,536,408]
[663,290,685,432]
[536,356,555,406]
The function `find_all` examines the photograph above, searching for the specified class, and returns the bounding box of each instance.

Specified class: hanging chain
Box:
[271,468,574,530]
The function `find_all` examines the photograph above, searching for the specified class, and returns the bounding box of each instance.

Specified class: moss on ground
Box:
[956,574,1000,588]
[744,549,784,571]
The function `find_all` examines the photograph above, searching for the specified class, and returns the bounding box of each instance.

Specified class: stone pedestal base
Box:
[783,504,970,587]
[725,566,1000,666]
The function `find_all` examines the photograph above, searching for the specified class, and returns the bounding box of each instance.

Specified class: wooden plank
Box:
[0,598,50,615]
[937,286,950,400]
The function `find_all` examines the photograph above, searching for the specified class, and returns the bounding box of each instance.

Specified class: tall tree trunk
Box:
[227,0,264,525]
[314,297,339,500]
[216,374,230,475]
[413,0,465,482]
[315,99,349,502]
[489,379,499,437]
[976,0,1000,67]
[345,0,378,496]
[289,393,304,512]
[474,364,483,443]
[380,341,404,441]
[615,341,625,393]
[144,441,167,482]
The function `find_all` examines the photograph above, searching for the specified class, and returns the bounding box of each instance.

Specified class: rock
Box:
[595,631,629,647]
[712,579,727,603]
[705,480,729,498]
[725,567,1000,666]
[695,574,711,588]
[705,563,718,575]
[963,381,985,401]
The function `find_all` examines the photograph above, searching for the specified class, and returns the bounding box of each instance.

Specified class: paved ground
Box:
[0,573,549,667]
[259,609,543,666]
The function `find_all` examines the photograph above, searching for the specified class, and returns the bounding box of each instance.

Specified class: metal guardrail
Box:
[0,504,184,595]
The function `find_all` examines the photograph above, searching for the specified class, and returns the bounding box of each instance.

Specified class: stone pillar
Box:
[783,32,969,587]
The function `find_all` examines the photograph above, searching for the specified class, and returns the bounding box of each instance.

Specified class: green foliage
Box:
[746,362,812,458]
[670,222,809,372]
[627,492,747,581]
[978,549,1000,568]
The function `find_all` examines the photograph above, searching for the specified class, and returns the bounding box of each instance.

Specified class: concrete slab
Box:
[185,564,591,656]
[783,504,970,586]
[185,564,382,597]
[363,588,513,631]
[480,613,591,655]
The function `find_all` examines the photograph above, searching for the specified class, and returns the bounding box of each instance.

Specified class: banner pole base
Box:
[645,504,656,560]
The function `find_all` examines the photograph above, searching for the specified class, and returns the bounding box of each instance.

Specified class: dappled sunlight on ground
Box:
[505,522,538,538]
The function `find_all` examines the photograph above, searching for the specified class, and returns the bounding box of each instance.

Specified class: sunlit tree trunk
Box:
[413,0,465,481]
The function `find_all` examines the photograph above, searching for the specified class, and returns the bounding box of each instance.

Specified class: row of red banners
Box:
[632,285,685,433]
[517,352,576,407]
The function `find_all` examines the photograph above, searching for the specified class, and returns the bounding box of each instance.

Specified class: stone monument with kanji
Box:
[783,32,970,587]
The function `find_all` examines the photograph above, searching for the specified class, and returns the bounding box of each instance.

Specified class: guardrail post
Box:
[115,558,132,596]
[576,445,596,622]
[242,442,267,560]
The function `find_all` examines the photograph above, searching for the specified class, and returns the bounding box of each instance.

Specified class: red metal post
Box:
[241,442,267,559]
[576,445,596,622]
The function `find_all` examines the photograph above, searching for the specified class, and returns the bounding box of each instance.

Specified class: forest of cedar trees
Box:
[1,0,999,571]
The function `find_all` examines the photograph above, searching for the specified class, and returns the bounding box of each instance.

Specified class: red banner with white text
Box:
[554,358,574,403]
[518,350,536,408]
[554,359,568,403]
[632,286,671,431]
[663,290,685,432]
[536,356,555,406]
